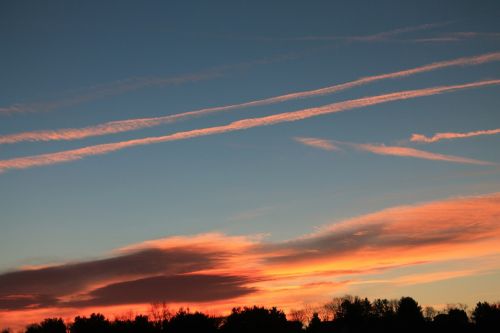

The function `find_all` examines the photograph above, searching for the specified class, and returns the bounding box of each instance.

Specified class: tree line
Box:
[2,296,500,333]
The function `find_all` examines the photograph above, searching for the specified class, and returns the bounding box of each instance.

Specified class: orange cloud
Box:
[1,193,500,329]
[294,137,340,151]
[349,142,494,165]
[411,128,500,143]
[1,79,499,173]
[1,52,499,144]
[295,137,494,165]
[260,193,500,283]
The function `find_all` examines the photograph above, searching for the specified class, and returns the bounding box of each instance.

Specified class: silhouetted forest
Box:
[3,296,500,333]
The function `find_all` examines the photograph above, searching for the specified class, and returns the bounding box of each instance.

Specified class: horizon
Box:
[1,0,500,331]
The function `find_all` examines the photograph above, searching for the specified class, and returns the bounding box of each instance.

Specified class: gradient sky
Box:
[1,0,500,329]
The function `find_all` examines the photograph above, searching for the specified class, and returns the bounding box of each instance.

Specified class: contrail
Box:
[295,137,493,165]
[0,70,224,115]
[0,53,295,115]
[0,79,498,173]
[287,22,448,42]
[411,128,500,143]
[412,31,500,43]
[2,52,500,145]
[348,142,492,165]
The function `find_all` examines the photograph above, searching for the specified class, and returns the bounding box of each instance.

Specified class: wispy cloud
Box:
[295,137,494,165]
[2,52,500,145]
[290,22,447,42]
[0,71,224,115]
[389,269,482,286]
[294,137,340,151]
[412,31,500,43]
[411,128,500,143]
[350,142,493,165]
[1,79,499,173]
[1,192,499,325]
[0,54,293,115]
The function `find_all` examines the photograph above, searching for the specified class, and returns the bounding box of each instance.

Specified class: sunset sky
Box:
[1,0,500,330]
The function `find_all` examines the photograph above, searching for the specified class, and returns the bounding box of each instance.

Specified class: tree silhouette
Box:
[433,308,469,333]
[148,302,172,331]
[305,313,321,333]
[395,297,424,332]
[472,302,500,332]
[222,306,291,333]
[167,309,218,333]
[25,318,66,333]
[109,315,157,333]
[371,298,397,332]
[12,296,500,333]
[71,313,110,333]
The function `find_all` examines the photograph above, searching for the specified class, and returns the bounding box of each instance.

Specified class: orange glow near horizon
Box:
[1,192,500,330]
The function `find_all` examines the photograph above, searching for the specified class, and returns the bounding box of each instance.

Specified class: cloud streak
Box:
[294,137,340,151]
[0,54,293,115]
[290,22,447,42]
[411,128,500,143]
[350,142,493,165]
[295,137,494,165]
[1,79,499,173]
[412,31,500,43]
[2,52,500,145]
[0,71,224,115]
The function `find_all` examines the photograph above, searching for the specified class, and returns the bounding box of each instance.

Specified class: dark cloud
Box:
[0,247,238,310]
[261,223,386,263]
[263,216,496,264]
[0,294,58,311]
[67,274,256,307]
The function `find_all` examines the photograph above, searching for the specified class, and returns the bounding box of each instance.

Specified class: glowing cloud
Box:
[295,136,494,165]
[349,143,493,165]
[2,52,500,144]
[0,79,499,173]
[1,193,500,328]
[260,193,500,276]
[294,137,340,151]
[411,128,500,143]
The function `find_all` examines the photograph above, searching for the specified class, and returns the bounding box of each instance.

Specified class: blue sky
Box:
[1,1,500,326]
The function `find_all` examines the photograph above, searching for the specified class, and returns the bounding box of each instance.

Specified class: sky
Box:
[1,0,500,329]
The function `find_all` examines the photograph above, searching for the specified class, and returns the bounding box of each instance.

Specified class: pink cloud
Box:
[0,79,499,173]
[294,137,340,151]
[295,136,494,165]
[2,52,500,145]
[349,142,494,165]
[411,128,500,143]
